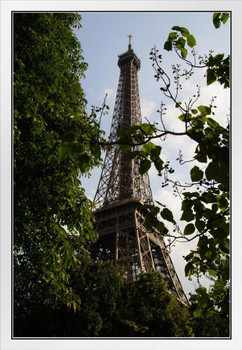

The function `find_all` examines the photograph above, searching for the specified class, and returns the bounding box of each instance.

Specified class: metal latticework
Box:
[94,49,152,209]
[91,43,188,303]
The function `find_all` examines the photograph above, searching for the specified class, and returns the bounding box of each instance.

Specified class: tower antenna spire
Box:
[128,34,132,50]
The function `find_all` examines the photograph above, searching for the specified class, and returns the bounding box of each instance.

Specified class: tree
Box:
[14,258,124,337]
[117,13,230,335]
[14,12,103,325]
[14,263,193,337]
[112,271,193,337]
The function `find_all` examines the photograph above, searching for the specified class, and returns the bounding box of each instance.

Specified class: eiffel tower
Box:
[91,37,188,303]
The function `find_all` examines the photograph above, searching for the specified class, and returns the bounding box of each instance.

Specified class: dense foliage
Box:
[14,258,123,337]
[15,263,193,337]
[113,271,193,337]
[14,12,103,321]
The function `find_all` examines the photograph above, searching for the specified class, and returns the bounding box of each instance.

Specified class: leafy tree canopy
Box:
[15,263,193,337]
[14,12,103,313]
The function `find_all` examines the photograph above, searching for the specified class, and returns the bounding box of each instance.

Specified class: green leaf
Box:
[142,142,163,171]
[172,25,182,31]
[221,13,229,25]
[212,203,218,212]
[181,200,192,211]
[208,269,217,278]
[124,150,139,161]
[139,159,151,175]
[191,109,198,114]
[187,34,196,47]
[195,286,207,296]
[206,117,220,129]
[180,208,194,222]
[160,208,175,223]
[195,219,205,233]
[144,212,164,231]
[207,68,217,85]
[178,113,191,122]
[154,158,164,171]
[139,123,156,136]
[180,48,188,59]
[119,143,133,152]
[164,40,172,51]
[59,141,83,161]
[193,309,203,318]
[194,153,207,163]
[59,142,72,161]
[150,145,162,158]
[149,205,160,216]
[190,166,203,182]
[213,13,229,28]
[218,195,228,210]
[206,54,224,67]
[213,13,221,28]
[214,53,225,63]
[197,293,209,308]
[78,154,90,173]
[184,223,195,235]
[90,143,101,158]
[176,37,186,49]
[142,142,158,156]
[144,214,153,230]
[205,162,217,181]
[220,221,229,236]
[168,32,178,40]
[172,26,190,35]
[219,242,229,254]
[185,262,194,276]
[183,192,199,199]
[191,118,205,131]
[156,221,165,232]
[197,105,211,116]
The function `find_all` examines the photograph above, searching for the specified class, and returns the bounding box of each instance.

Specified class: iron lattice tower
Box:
[91,39,188,303]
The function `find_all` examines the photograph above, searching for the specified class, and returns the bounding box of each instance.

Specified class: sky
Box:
[74,11,230,297]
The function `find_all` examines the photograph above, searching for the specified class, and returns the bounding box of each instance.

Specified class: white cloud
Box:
[147,75,230,188]
[152,187,198,296]
[104,88,115,100]
[153,187,212,296]
[154,188,182,223]
[98,88,116,107]
[199,83,230,126]
[161,71,230,129]
[140,98,155,119]
[161,132,197,162]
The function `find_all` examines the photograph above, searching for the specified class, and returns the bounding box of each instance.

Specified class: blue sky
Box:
[74,11,230,296]
[77,12,229,118]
